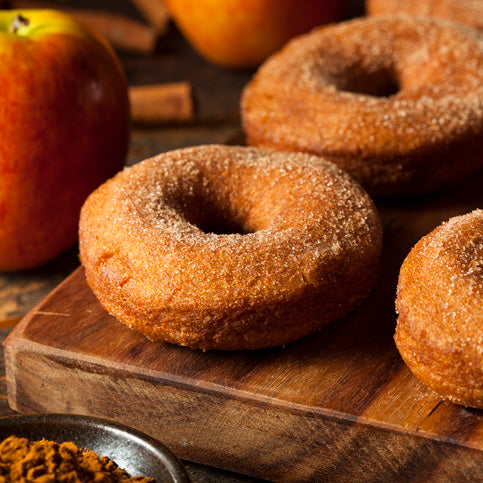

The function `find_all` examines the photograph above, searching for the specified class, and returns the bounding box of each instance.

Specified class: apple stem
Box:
[9,14,30,34]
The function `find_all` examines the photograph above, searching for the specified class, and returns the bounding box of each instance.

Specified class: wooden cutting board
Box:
[4,175,483,482]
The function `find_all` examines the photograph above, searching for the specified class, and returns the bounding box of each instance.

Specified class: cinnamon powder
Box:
[0,435,154,482]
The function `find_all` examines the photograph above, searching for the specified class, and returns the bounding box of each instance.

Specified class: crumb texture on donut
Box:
[241,15,483,196]
[395,209,483,408]
[79,145,382,351]
[367,0,483,31]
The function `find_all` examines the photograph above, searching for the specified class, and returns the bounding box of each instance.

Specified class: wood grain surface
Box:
[5,172,483,482]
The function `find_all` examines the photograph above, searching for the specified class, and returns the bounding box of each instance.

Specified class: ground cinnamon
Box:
[0,435,154,482]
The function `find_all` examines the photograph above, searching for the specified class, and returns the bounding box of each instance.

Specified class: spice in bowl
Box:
[0,435,154,482]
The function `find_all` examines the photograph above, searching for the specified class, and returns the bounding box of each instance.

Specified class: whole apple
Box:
[0,9,130,271]
[163,0,345,68]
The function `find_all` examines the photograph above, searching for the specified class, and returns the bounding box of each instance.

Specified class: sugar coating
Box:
[395,209,483,407]
[241,15,483,196]
[368,0,483,31]
[79,145,382,350]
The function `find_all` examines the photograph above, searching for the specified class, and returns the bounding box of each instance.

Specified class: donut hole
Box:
[182,195,253,236]
[338,65,400,97]
[195,208,250,235]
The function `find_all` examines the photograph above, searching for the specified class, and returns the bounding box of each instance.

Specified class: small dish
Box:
[0,413,190,482]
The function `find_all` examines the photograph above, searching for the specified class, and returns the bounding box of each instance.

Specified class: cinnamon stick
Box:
[69,9,157,53]
[0,316,22,330]
[10,1,157,53]
[129,82,195,124]
[129,0,170,33]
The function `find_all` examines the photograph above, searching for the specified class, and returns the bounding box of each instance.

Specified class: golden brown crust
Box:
[241,15,483,196]
[395,209,483,408]
[79,145,382,351]
[367,0,483,31]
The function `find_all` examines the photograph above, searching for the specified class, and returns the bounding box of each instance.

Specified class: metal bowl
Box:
[0,413,190,482]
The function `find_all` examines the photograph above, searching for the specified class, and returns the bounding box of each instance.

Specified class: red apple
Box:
[163,0,345,68]
[0,9,130,271]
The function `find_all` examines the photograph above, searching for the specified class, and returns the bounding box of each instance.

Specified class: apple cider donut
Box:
[367,0,483,32]
[79,145,382,351]
[241,15,483,196]
[395,210,483,408]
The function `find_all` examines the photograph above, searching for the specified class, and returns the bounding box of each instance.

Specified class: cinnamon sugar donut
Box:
[395,210,483,408]
[367,0,483,32]
[241,16,483,196]
[79,145,382,351]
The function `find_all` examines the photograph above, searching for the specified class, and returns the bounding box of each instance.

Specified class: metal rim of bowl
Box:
[0,413,190,482]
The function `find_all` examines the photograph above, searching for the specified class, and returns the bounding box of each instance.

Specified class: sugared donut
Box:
[241,16,483,196]
[367,0,483,31]
[79,145,382,351]
[395,210,483,408]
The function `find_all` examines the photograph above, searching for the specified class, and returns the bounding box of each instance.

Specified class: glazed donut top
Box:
[367,0,483,31]
[241,15,483,162]
[396,209,483,357]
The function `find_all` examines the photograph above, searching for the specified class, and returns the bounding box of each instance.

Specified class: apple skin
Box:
[163,0,345,68]
[0,10,130,271]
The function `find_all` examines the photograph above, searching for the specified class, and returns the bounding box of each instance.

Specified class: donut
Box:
[395,210,483,408]
[79,145,382,351]
[241,15,483,196]
[367,0,483,32]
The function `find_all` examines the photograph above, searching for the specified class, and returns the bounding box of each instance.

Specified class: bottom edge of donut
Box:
[93,284,376,352]
[83,248,382,352]
[244,135,483,198]
[394,322,483,409]
[107,303,354,352]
